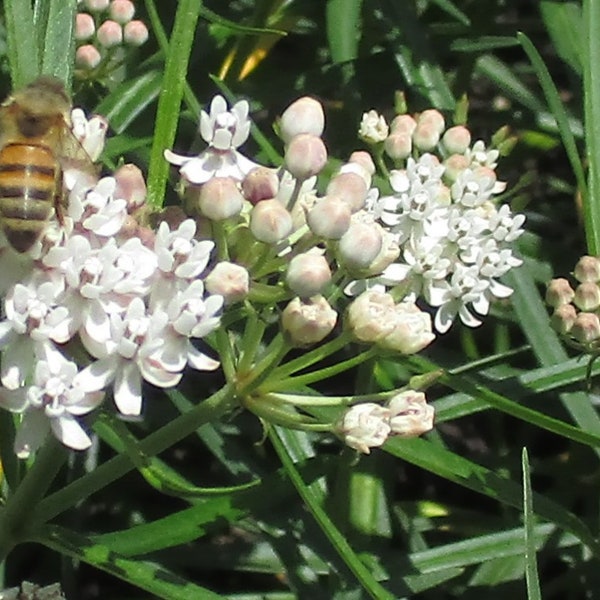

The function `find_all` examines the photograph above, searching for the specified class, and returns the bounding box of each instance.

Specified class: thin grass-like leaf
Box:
[37,525,224,600]
[326,0,362,63]
[540,1,583,76]
[146,0,203,208]
[583,0,600,255]
[523,449,542,600]
[4,0,39,86]
[38,0,76,85]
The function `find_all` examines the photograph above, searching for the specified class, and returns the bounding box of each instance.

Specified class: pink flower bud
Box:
[574,282,600,311]
[114,164,147,211]
[550,304,577,335]
[281,295,337,346]
[348,151,375,175]
[123,20,149,46]
[84,0,110,11]
[76,13,95,40]
[384,132,412,160]
[574,255,600,283]
[286,253,331,297]
[307,195,351,239]
[365,231,400,275]
[545,278,575,308]
[250,199,292,243]
[242,167,279,204]
[196,177,244,221]
[347,290,396,343]
[418,109,445,134]
[338,222,383,270]
[571,312,600,344]
[442,125,471,154]
[284,134,328,181]
[387,391,434,437]
[75,45,102,70]
[390,114,417,135]
[109,0,135,23]
[96,20,123,47]
[205,261,249,305]
[280,97,325,144]
[326,171,368,213]
[443,154,470,182]
[378,302,435,354]
[336,403,391,454]
[412,122,440,151]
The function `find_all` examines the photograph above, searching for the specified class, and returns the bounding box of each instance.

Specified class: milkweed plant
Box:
[5,0,598,598]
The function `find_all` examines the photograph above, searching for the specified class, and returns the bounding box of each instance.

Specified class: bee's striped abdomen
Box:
[0,143,58,252]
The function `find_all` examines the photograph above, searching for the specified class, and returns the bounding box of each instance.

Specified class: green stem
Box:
[237,311,267,375]
[261,346,378,393]
[32,383,236,525]
[0,436,67,560]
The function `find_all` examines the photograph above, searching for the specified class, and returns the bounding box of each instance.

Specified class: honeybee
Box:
[0,76,94,252]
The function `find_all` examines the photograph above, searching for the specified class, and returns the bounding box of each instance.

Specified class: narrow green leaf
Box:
[36,525,223,600]
[270,427,397,600]
[517,32,587,224]
[583,0,600,254]
[385,437,600,556]
[540,1,583,75]
[451,36,519,52]
[522,449,542,600]
[95,70,163,134]
[326,0,362,63]
[38,0,77,85]
[4,0,40,86]
[146,0,203,208]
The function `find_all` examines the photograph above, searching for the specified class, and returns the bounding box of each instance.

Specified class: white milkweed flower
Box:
[70,107,108,162]
[164,95,259,184]
[0,353,104,458]
[358,110,389,143]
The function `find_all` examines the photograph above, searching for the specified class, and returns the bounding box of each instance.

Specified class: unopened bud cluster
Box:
[546,256,600,349]
[75,0,149,78]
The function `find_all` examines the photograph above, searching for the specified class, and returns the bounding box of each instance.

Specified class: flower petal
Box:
[50,414,92,450]
[14,410,49,459]
[114,362,142,416]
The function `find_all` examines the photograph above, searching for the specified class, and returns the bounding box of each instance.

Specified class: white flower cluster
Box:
[0,111,223,457]
[364,113,525,333]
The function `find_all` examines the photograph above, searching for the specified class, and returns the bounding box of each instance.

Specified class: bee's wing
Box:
[57,119,99,185]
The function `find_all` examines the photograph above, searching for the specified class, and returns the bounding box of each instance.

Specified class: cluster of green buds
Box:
[546,255,600,350]
[75,0,148,79]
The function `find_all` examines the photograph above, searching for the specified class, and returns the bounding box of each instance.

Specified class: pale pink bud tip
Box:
[572,312,600,344]
[123,20,149,46]
[574,255,600,283]
[545,278,575,308]
[348,151,375,175]
[97,20,123,47]
[574,282,600,311]
[281,296,337,346]
[326,172,368,213]
[250,199,293,244]
[550,304,577,335]
[338,222,383,271]
[196,177,244,221]
[286,253,331,298]
[205,261,250,305]
[390,114,417,136]
[418,109,445,134]
[384,132,412,160]
[75,45,102,70]
[114,164,147,211]
[412,122,440,151]
[242,167,279,204]
[280,97,325,144]
[109,0,135,23]
[284,134,328,181]
[85,0,110,11]
[442,125,472,154]
[307,196,351,239]
[75,13,95,40]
